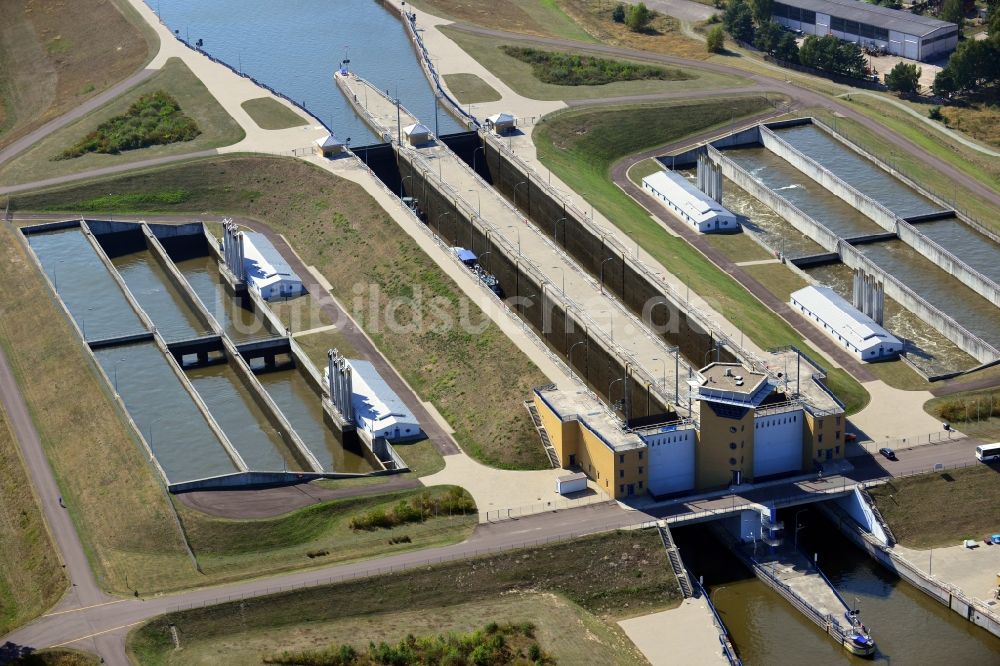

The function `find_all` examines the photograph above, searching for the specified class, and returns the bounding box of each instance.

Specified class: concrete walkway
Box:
[894,541,1000,604]
[619,599,728,665]
[849,380,947,443]
[422,450,610,523]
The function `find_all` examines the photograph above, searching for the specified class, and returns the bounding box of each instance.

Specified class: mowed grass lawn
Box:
[0,58,244,186]
[442,73,502,104]
[533,100,869,413]
[869,464,1000,548]
[0,0,156,148]
[11,156,551,470]
[405,0,596,41]
[0,402,64,635]
[240,97,308,130]
[173,487,476,581]
[0,223,200,595]
[440,27,745,102]
[127,529,676,666]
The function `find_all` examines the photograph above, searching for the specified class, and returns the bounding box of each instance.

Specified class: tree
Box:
[749,0,774,24]
[612,3,626,23]
[932,67,957,97]
[775,32,799,63]
[946,39,1000,92]
[939,0,965,31]
[707,25,726,53]
[754,21,783,54]
[799,35,867,77]
[626,2,652,31]
[723,0,755,43]
[884,61,921,93]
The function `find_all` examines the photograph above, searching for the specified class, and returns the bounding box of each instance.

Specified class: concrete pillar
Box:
[198,351,208,365]
[713,166,723,204]
[343,364,354,423]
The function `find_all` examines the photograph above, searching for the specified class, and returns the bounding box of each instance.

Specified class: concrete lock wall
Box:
[761,124,1000,308]
[396,152,669,420]
[142,225,220,334]
[707,145,842,253]
[473,137,733,371]
[838,242,1000,363]
[665,125,764,169]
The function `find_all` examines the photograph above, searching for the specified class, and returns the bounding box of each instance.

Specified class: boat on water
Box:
[843,609,876,657]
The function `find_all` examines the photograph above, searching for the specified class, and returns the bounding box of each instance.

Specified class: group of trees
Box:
[717,0,799,60]
[612,2,653,32]
[798,34,868,77]
[932,5,1000,97]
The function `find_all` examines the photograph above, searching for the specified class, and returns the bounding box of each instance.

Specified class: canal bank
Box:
[673,505,1000,664]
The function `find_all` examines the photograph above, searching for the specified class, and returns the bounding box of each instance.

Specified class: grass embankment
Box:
[557,0,708,60]
[174,487,476,581]
[266,621,551,666]
[10,156,551,470]
[0,58,244,186]
[0,403,64,636]
[440,27,743,102]
[0,224,198,595]
[58,90,200,159]
[127,530,674,666]
[0,0,156,148]
[533,100,869,414]
[8,648,102,666]
[405,0,596,41]
[241,97,308,130]
[939,102,1000,149]
[442,73,503,104]
[869,464,1000,548]
[500,46,692,85]
[810,100,1000,232]
[925,389,1000,443]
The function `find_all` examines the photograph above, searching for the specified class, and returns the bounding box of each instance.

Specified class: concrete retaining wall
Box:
[761,124,1000,309]
[142,224,220,334]
[665,125,763,168]
[18,219,82,235]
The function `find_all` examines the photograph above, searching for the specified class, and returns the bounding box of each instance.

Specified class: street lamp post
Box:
[569,340,587,372]
[467,189,481,215]
[513,180,528,214]
[113,357,127,395]
[399,175,413,200]
[600,257,615,295]
[794,508,807,550]
[472,146,485,174]
[552,265,565,295]
[553,216,567,247]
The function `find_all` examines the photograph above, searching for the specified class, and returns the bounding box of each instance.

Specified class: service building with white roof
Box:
[642,171,739,233]
[242,232,304,301]
[772,0,957,61]
[348,359,422,442]
[791,285,902,361]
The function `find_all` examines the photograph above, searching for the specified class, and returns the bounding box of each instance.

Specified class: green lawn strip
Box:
[126,529,676,666]
[0,223,200,595]
[703,233,774,263]
[266,293,334,335]
[869,464,1000,548]
[240,97,308,130]
[811,103,1000,231]
[440,26,745,101]
[0,58,245,186]
[626,157,663,186]
[442,73,503,104]
[10,155,551,470]
[863,359,931,392]
[0,403,65,636]
[405,0,597,42]
[174,487,476,580]
[740,262,807,302]
[534,100,869,413]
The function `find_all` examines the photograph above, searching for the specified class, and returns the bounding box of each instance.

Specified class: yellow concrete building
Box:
[534,361,845,500]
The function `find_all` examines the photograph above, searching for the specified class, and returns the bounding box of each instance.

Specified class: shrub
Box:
[57,90,200,159]
[499,46,690,86]
[885,61,921,94]
[612,3,626,22]
[706,26,726,53]
[928,105,945,121]
[349,488,476,531]
[625,2,652,32]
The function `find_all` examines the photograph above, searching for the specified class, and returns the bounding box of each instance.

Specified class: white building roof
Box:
[791,285,900,353]
[348,359,420,438]
[777,0,954,38]
[642,171,737,227]
[242,232,300,291]
[402,123,430,137]
[315,134,343,149]
[487,112,515,124]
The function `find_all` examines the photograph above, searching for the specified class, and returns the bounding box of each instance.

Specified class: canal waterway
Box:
[111,249,210,342]
[174,255,273,342]
[256,367,372,473]
[94,343,237,483]
[27,228,147,342]
[805,263,977,375]
[673,508,1000,665]
[724,147,883,239]
[186,364,304,472]
[149,0,464,143]
[914,218,1000,285]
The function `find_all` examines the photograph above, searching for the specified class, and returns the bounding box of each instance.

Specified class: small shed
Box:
[402,123,431,146]
[486,112,516,135]
[314,134,345,157]
[556,472,587,496]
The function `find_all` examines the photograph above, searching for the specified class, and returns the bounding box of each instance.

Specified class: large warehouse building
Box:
[772,0,958,61]
[642,171,739,233]
[790,286,902,362]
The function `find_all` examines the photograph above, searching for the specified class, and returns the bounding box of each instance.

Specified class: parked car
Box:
[878,447,897,460]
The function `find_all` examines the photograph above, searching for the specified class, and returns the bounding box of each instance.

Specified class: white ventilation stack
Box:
[327,349,355,423]
[852,268,885,325]
[222,219,246,281]
[696,152,723,204]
